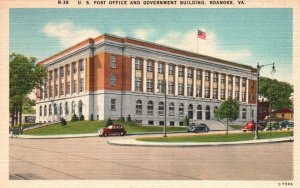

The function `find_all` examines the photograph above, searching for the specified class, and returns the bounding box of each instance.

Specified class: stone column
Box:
[184,67,188,96]
[154,61,158,93]
[70,64,74,95]
[239,77,243,102]
[165,63,169,95]
[210,72,213,99]
[174,65,178,95]
[58,67,61,97]
[64,65,67,96]
[202,70,205,98]
[218,73,221,100]
[47,71,50,99]
[232,76,236,99]
[246,79,249,103]
[77,61,80,94]
[143,59,147,93]
[193,69,196,97]
[131,57,135,91]
[225,74,228,99]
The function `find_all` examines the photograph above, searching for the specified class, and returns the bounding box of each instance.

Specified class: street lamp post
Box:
[255,62,276,140]
[164,80,167,137]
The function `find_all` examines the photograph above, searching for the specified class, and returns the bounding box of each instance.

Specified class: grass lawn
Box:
[229,125,243,130]
[23,120,187,135]
[136,131,293,142]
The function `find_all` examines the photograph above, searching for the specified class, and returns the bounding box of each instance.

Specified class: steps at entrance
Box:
[190,120,233,131]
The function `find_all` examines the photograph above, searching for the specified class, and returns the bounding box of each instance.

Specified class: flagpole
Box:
[197,37,198,53]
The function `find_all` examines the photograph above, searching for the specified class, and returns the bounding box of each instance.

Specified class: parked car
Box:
[241,121,263,132]
[265,121,281,131]
[187,123,209,133]
[285,121,294,130]
[98,124,126,137]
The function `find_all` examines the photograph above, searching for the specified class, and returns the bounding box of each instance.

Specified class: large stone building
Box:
[36,34,257,126]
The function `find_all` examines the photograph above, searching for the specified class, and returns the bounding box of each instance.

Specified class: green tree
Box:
[259,77,293,110]
[9,53,47,126]
[215,98,239,135]
[183,115,190,126]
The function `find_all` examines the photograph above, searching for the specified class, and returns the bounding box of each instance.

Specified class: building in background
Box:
[272,108,293,121]
[36,34,257,126]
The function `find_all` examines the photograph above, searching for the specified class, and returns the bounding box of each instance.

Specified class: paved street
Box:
[9,134,293,180]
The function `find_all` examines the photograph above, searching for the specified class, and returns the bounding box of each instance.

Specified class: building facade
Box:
[36,34,257,126]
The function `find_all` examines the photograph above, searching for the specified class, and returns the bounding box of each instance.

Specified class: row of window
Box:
[49,61,85,81]
[41,78,85,99]
[39,100,83,117]
[110,99,251,120]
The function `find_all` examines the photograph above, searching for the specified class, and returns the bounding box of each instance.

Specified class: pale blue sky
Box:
[10,8,292,83]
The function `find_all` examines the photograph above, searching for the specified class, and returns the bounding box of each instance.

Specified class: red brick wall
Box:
[248,80,257,104]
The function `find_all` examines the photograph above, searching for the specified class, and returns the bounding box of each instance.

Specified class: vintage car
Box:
[187,123,209,133]
[98,124,126,137]
[241,121,263,132]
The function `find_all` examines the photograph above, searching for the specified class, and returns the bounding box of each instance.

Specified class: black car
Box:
[187,123,209,133]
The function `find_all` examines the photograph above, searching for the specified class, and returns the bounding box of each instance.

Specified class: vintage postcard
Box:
[0,0,299,187]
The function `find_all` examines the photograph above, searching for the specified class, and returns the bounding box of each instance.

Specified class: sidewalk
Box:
[108,137,294,147]
[13,131,187,139]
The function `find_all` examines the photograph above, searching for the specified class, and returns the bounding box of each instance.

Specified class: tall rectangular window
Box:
[205,87,209,98]
[205,71,210,81]
[213,88,217,99]
[111,55,116,68]
[221,89,225,99]
[178,67,184,77]
[147,61,153,72]
[168,65,174,75]
[196,86,201,97]
[187,68,193,78]
[80,60,85,71]
[242,78,246,87]
[72,63,77,74]
[73,80,77,93]
[60,83,64,96]
[135,77,142,91]
[158,63,164,74]
[111,99,116,111]
[135,59,141,70]
[146,79,153,92]
[54,84,58,96]
[178,83,183,95]
[66,65,70,76]
[66,81,70,94]
[168,82,174,94]
[228,76,233,84]
[187,84,192,96]
[221,74,225,83]
[80,78,84,92]
[196,70,201,80]
[157,80,163,93]
[213,73,217,82]
[60,67,64,78]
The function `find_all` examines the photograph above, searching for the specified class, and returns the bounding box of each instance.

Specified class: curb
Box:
[107,137,294,147]
[12,131,187,139]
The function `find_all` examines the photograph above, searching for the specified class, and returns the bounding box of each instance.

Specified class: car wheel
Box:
[104,133,107,137]
[120,132,124,136]
[243,130,246,132]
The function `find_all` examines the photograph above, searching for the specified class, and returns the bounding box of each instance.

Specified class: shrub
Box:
[183,116,190,126]
[105,118,113,127]
[119,116,125,123]
[127,114,132,122]
[71,114,79,121]
[79,114,84,121]
[61,118,67,126]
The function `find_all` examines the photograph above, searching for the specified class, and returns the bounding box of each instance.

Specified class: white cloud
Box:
[155,29,252,63]
[43,22,101,48]
[111,30,127,37]
[133,28,155,40]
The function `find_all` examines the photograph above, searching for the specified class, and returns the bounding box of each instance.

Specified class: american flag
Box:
[197,30,206,40]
